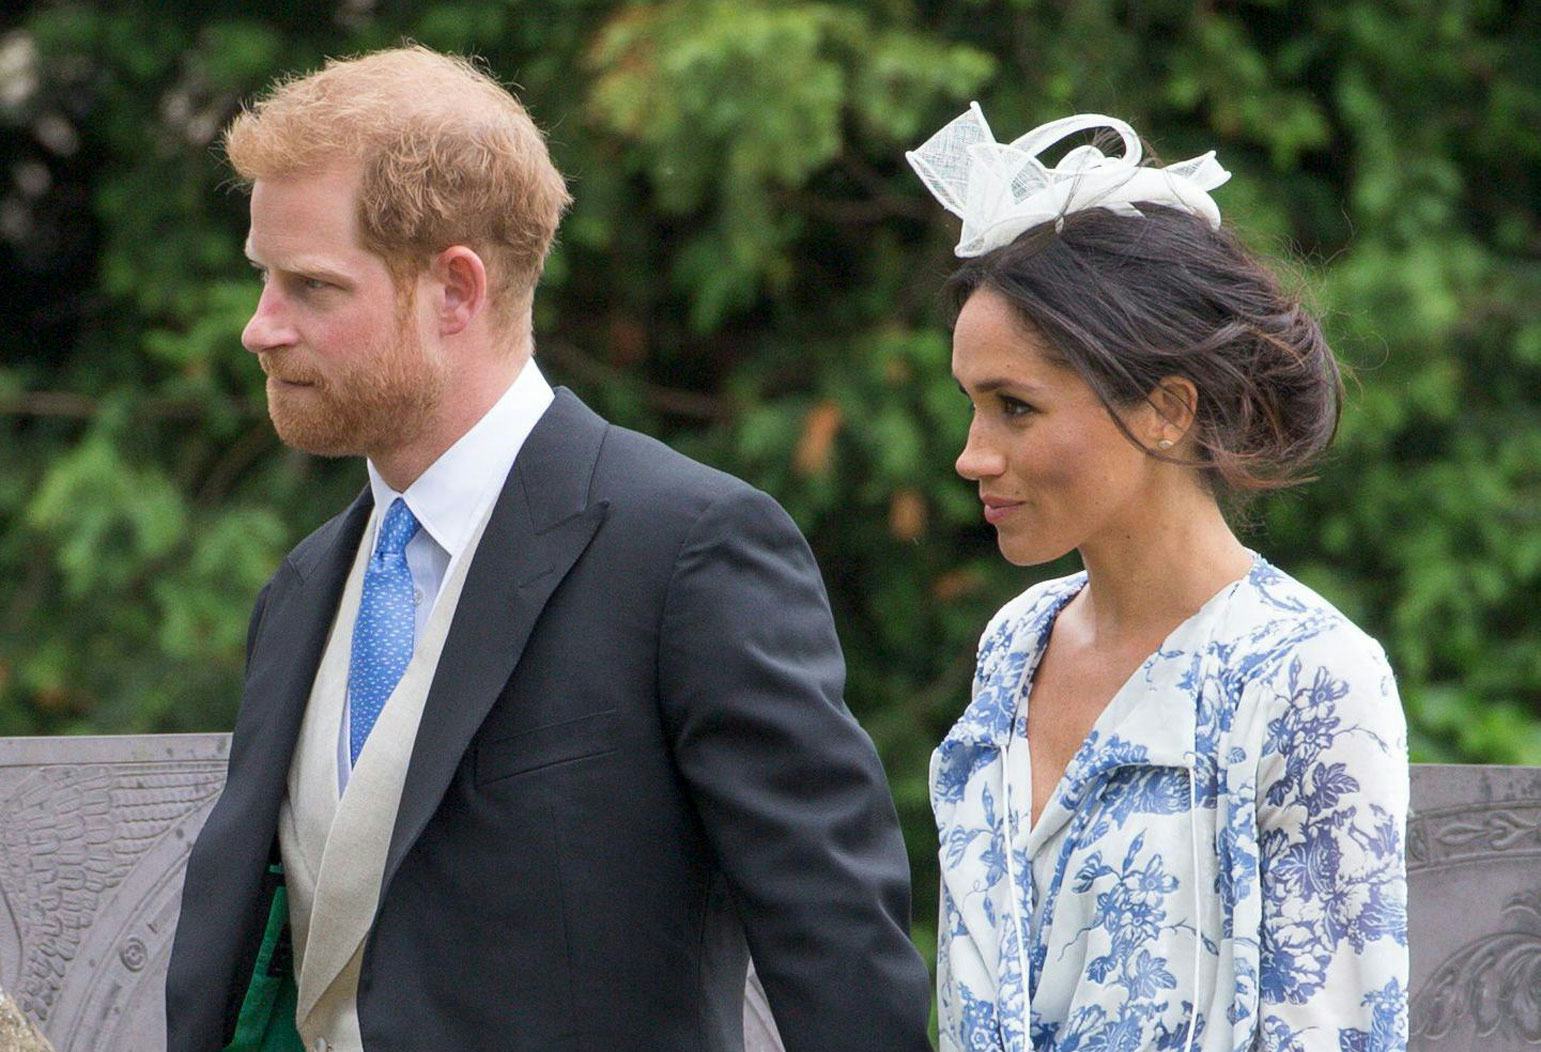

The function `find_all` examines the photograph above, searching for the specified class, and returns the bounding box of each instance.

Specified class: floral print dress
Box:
[933,554,1409,1052]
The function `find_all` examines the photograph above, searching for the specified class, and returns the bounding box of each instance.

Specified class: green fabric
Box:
[224,864,305,1052]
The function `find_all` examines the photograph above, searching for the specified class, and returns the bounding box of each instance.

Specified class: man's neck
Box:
[370,352,528,492]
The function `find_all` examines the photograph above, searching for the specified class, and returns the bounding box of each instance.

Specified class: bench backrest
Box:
[0,736,1535,1051]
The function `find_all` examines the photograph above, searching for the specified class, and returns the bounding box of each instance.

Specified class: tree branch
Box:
[0,391,263,420]
[195,421,277,507]
[781,189,933,225]
[539,341,726,421]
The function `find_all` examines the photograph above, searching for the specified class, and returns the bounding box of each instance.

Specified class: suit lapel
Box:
[232,491,372,853]
[380,389,610,899]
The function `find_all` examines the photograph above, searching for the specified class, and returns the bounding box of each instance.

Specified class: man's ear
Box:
[432,246,488,336]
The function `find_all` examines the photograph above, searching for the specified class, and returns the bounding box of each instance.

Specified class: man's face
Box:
[241,165,445,459]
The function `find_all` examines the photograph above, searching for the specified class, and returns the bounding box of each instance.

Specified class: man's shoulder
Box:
[594,421,761,512]
[586,421,819,564]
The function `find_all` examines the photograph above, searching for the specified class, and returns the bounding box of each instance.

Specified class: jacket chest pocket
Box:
[474,709,620,787]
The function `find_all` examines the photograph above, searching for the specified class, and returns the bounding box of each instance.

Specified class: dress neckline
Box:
[1011,550,1263,856]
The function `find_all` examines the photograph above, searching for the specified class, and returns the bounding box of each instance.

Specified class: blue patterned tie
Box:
[347,497,421,765]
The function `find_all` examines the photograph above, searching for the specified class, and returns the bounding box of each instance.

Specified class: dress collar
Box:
[943,574,1084,753]
[940,554,1265,760]
[365,358,555,561]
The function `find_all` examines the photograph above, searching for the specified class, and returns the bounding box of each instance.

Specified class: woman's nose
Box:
[956,424,1006,481]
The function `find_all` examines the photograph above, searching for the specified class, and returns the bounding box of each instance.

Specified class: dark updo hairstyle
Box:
[946,203,1343,499]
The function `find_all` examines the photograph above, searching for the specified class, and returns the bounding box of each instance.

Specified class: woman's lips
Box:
[982,497,1023,525]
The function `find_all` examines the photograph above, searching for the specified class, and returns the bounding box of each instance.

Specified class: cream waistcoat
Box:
[278,500,494,1052]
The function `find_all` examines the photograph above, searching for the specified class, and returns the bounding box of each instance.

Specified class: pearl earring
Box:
[1157,438,1174,450]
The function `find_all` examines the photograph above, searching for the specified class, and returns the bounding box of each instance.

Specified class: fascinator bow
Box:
[906,106,1232,257]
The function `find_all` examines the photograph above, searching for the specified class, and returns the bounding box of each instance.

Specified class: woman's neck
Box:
[1070,480,1254,647]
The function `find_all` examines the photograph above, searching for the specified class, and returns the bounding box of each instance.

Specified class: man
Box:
[164,46,933,1052]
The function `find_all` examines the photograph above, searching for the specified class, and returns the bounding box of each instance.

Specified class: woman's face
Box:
[952,287,1167,567]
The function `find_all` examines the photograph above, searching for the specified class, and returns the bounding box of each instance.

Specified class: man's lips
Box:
[981,496,1024,525]
[259,355,319,388]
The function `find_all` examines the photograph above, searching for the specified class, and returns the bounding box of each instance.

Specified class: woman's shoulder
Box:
[1227,557,1388,658]
[1224,556,1402,721]
[977,569,1086,653]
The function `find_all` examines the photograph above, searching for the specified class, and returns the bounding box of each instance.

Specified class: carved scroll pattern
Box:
[0,763,225,1029]
[1407,803,1541,871]
[1408,799,1541,1046]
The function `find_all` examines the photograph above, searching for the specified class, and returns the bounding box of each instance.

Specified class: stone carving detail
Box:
[1407,806,1541,869]
[1,763,225,1026]
[1408,765,1541,1050]
[1410,888,1541,1043]
[120,937,148,973]
[0,735,229,1052]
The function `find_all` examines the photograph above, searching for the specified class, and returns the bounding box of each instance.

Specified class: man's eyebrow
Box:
[243,252,352,284]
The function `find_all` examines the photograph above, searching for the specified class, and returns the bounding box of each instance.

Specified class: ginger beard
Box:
[259,293,446,458]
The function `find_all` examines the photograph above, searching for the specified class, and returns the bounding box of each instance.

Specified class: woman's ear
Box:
[432,245,488,337]
[1146,375,1199,449]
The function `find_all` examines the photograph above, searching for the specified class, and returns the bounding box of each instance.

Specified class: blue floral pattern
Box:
[933,555,1409,1051]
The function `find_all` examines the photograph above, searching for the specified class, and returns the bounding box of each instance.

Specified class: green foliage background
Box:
[2,0,1538,964]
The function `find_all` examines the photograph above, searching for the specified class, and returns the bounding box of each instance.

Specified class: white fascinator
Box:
[906,106,1232,258]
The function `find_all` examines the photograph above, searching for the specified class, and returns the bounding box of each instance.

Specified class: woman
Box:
[908,110,1409,1051]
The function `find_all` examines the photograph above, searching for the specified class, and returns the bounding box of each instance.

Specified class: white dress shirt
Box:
[336,359,555,791]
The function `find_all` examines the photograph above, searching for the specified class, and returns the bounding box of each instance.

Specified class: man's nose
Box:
[955,420,1006,481]
[241,284,297,355]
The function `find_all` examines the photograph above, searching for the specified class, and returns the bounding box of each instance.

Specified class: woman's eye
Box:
[1001,396,1035,418]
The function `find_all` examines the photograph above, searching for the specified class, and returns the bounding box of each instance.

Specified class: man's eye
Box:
[301,277,329,292]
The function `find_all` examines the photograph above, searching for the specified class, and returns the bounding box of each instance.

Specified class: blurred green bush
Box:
[2,0,1537,965]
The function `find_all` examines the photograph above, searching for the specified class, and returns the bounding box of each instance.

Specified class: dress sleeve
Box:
[936,880,965,1052]
[935,805,1012,1052]
[1251,625,1410,1051]
[932,598,1027,1052]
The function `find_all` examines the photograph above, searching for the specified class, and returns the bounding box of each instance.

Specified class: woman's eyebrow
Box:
[957,377,1046,395]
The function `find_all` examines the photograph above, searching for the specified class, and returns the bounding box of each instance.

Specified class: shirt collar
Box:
[366,358,555,562]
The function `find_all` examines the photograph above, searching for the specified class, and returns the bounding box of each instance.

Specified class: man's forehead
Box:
[251,159,363,192]
[245,166,367,262]
[242,238,357,274]
[247,164,362,218]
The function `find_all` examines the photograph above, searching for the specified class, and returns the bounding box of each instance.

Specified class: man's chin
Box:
[267,409,364,458]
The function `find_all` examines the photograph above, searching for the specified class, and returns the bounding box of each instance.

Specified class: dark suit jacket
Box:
[166,389,934,1051]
